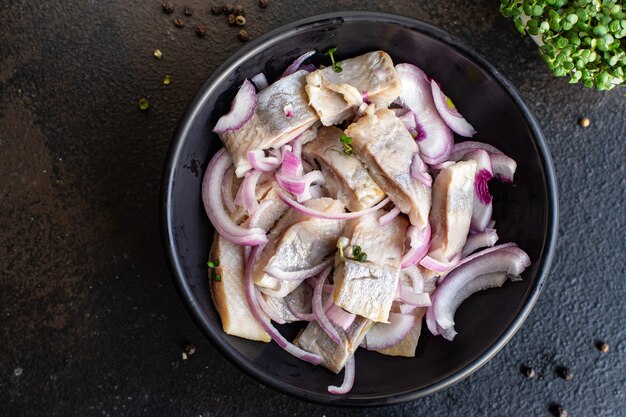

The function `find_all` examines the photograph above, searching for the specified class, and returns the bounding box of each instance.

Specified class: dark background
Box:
[1,1,624,416]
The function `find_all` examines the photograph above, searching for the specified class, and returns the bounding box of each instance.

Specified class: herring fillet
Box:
[303,126,386,211]
[428,160,477,263]
[253,198,347,297]
[262,283,313,323]
[305,51,402,126]
[219,70,319,177]
[345,108,432,228]
[209,234,271,342]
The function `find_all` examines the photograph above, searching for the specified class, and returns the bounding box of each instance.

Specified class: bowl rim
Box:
[161,11,559,407]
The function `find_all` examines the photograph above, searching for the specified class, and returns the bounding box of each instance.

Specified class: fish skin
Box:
[303,126,386,211]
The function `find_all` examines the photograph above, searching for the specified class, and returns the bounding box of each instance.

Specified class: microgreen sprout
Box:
[324,47,343,73]
[339,133,353,156]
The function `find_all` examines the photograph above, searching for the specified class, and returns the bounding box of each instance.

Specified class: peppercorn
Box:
[162,1,174,14]
[195,24,207,38]
[521,365,536,379]
[596,341,609,352]
[579,117,591,127]
[235,15,246,26]
[138,98,150,111]
[259,0,269,8]
[550,404,568,417]
[234,4,245,15]
[153,49,163,60]
[184,342,196,356]
[238,29,249,42]
[211,5,223,15]
[228,14,237,26]
[556,366,573,381]
[174,18,184,28]
[183,5,193,16]
[163,75,173,85]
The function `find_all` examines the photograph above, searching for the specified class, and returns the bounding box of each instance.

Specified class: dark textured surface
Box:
[0,1,623,416]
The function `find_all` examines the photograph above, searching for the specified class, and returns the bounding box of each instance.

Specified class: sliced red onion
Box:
[487,219,496,229]
[264,258,333,281]
[395,64,453,164]
[410,153,433,187]
[378,207,401,226]
[328,356,355,395]
[403,265,425,293]
[279,192,391,220]
[461,149,494,232]
[247,150,280,172]
[353,102,368,122]
[251,72,269,91]
[365,312,416,351]
[400,224,431,268]
[201,149,267,245]
[326,304,356,331]
[276,170,325,202]
[436,242,518,283]
[462,228,498,257]
[213,79,257,134]
[290,135,303,161]
[430,79,476,137]
[256,289,286,325]
[449,141,517,183]
[281,150,303,178]
[313,266,342,345]
[221,165,236,213]
[428,247,530,340]
[398,285,431,307]
[244,246,322,364]
[234,169,262,215]
[283,104,294,118]
[399,303,418,314]
[281,50,316,78]
[420,253,461,273]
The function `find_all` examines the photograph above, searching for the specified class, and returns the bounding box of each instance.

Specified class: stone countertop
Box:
[1,1,624,416]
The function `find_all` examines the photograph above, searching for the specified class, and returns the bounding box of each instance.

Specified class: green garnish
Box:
[214,273,221,282]
[357,253,367,262]
[324,46,343,73]
[339,133,353,156]
[352,245,367,262]
[352,245,362,256]
[138,98,150,111]
[207,259,220,268]
[499,0,625,90]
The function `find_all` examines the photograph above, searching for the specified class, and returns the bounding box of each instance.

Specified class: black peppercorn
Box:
[183,5,193,16]
[259,0,269,8]
[195,24,207,38]
[550,404,568,417]
[162,1,174,14]
[596,341,609,352]
[173,17,184,28]
[234,4,245,15]
[228,14,237,26]
[557,366,573,381]
[211,5,223,15]
[238,29,249,42]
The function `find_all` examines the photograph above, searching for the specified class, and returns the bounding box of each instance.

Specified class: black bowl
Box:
[162,12,558,406]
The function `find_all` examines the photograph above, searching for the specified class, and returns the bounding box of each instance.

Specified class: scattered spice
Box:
[259,0,269,8]
[521,365,536,379]
[153,49,163,60]
[596,341,609,353]
[579,117,590,128]
[162,1,174,14]
[236,15,246,26]
[228,14,237,26]
[184,342,196,356]
[238,29,249,42]
[138,98,150,111]
[195,24,208,38]
[163,75,173,85]
[234,4,245,15]
[549,404,568,417]
[183,5,193,16]
[557,366,573,381]
[174,17,184,28]
[211,5,223,15]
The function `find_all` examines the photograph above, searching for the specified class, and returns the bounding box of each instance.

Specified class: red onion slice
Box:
[328,356,355,395]
[251,72,269,91]
[264,258,333,281]
[449,141,517,183]
[420,253,461,273]
[213,79,257,134]
[461,149,494,232]
[244,246,322,364]
[281,150,303,178]
[430,79,477,137]
[398,110,419,139]
[221,165,236,213]
[279,192,391,220]
[247,150,280,172]
[400,224,431,268]
[403,265,425,293]
[378,207,401,226]
[395,63,453,164]
[313,266,342,345]
[326,304,356,331]
[410,153,433,187]
[283,104,294,118]
[234,170,262,215]
[462,228,498,257]
[428,247,530,340]
[201,149,268,245]
[365,312,416,351]
[281,50,316,78]
[399,285,432,307]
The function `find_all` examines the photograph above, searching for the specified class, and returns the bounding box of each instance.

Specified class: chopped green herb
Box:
[324,46,343,73]
[214,273,221,282]
[339,133,353,156]
[138,98,149,111]
[357,253,367,262]
[352,245,362,256]
[207,259,220,268]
